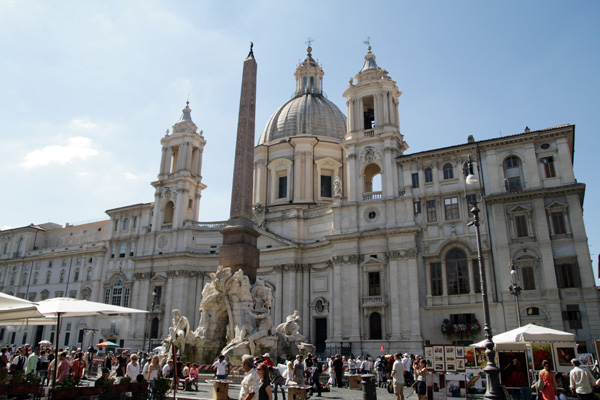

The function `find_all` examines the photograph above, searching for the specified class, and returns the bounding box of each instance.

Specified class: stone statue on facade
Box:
[333,176,342,197]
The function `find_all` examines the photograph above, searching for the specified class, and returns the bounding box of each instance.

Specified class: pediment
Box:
[507,204,532,214]
[545,200,568,210]
[360,257,385,268]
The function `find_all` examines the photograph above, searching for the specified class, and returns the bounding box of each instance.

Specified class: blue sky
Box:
[1,1,599,276]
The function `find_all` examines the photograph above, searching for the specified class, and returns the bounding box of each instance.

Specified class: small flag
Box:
[380,344,385,352]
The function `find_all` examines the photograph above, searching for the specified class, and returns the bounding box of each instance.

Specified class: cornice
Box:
[484,183,585,205]
[326,225,421,241]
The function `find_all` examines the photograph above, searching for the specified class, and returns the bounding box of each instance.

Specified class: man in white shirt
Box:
[402,353,412,385]
[239,355,260,400]
[126,354,140,380]
[162,359,173,377]
[391,353,406,400]
[212,354,229,380]
[570,358,596,400]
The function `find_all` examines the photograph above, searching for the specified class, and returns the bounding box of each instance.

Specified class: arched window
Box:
[369,312,382,340]
[59,270,65,283]
[505,156,519,169]
[424,167,433,183]
[302,77,307,93]
[446,249,469,295]
[73,269,79,282]
[9,274,15,286]
[150,317,159,339]
[310,77,314,93]
[364,164,382,194]
[107,279,130,307]
[164,202,175,224]
[443,163,454,180]
[123,218,129,229]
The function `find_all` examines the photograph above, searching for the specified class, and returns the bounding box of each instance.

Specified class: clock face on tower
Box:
[158,235,169,249]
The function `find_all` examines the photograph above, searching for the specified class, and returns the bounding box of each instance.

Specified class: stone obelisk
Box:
[219,44,260,283]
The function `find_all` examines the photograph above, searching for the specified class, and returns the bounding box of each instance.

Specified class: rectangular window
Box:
[114,220,118,231]
[514,215,529,237]
[76,258,81,265]
[414,201,421,214]
[541,157,556,178]
[522,266,536,290]
[154,286,162,305]
[48,261,53,268]
[555,261,581,288]
[426,200,437,222]
[123,288,130,308]
[112,286,122,306]
[119,243,126,258]
[551,212,567,235]
[430,263,442,296]
[444,197,459,220]
[472,260,482,293]
[130,242,136,257]
[110,244,116,259]
[64,332,70,346]
[78,329,84,343]
[62,259,67,267]
[424,168,433,183]
[368,272,381,296]
[411,173,419,188]
[104,288,110,304]
[450,313,475,325]
[562,305,583,330]
[321,175,332,198]
[188,199,193,209]
[278,176,287,199]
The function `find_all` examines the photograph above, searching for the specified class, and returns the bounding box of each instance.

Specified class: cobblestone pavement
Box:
[171,381,417,400]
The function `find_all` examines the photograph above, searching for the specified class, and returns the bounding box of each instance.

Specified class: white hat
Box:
[262,353,271,358]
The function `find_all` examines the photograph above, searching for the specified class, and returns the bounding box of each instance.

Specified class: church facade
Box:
[1,46,598,357]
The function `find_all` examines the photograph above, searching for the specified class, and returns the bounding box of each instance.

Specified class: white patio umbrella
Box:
[0,291,45,321]
[0,317,57,326]
[36,297,148,388]
[471,324,576,347]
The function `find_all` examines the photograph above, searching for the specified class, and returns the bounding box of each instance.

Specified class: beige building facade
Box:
[1,46,598,356]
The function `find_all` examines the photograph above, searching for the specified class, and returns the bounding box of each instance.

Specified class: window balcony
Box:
[362,295,387,307]
[101,328,119,336]
[363,191,382,201]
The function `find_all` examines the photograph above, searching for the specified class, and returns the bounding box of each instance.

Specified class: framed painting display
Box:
[555,345,577,367]
[425,346,434,358]
[475,348,487,367]
[464,347,476,368]
[445,346,456,359]
[426,358,433,369]
[456,347,464,358]
[531,343,554,370]
[498,351,529,389]
[434,346,445,363]
[595,340,600,361]
[446,362,457,372]
[457,358,465,371]
[434,362,445,372]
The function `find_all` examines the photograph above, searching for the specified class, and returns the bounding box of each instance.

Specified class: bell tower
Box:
[342,45,408,204]
[151,102,207,231]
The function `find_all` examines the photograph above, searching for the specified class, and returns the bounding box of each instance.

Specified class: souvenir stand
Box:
[425,345,484,400]
[470,324,581,400]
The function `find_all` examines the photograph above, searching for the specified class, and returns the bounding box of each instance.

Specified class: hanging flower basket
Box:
[441,318,481,339]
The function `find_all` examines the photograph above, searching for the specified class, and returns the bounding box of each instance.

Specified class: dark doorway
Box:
[315,318,327,354]
[369,312,382,340]
[34,325,44,346]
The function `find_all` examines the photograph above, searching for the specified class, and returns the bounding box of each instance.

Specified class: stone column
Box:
[387,258,402,341]
[348,260,361,343]
[302,265,310,338]
[275,266,283,324]
[383,92,390,125]
[331,262,343,340]
[347,153,358,203]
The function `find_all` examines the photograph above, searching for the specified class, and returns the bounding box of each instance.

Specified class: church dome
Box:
[258,47,347,145]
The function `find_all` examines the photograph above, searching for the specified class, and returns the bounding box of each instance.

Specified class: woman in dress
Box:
[415,359,428,400]
[283,361,294,385]
[539,360,557,400]
[257,363,273,400]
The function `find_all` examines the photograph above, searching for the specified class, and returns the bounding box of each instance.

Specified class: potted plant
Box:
[8,371,42,395]
[152,376,171,400]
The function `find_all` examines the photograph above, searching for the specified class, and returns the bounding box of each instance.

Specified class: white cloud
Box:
[123,172,138,180]
[20,136,99,168]
[69,119,98,130]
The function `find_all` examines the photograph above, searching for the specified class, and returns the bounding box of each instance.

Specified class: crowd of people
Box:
[534,358,600,400]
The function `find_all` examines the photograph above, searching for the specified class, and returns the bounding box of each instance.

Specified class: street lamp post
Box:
[147,291,157,354]
[509,261,523,327]
[465,156,505,400]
